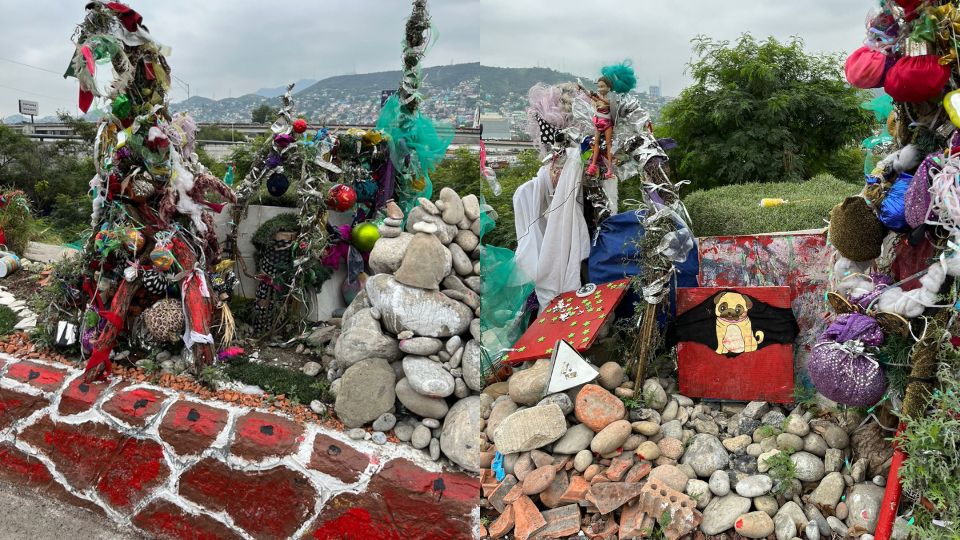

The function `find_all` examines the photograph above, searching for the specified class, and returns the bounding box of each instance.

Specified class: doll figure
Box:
[580,61,637,178]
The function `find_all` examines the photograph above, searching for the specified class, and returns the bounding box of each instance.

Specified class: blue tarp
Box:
[587,210,700,321]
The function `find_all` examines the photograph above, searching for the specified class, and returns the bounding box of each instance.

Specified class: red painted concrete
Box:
[231,410,304,461]
[159,401,228,456]
[21,416,122,489]
[307,433,370,484]
[5,360,67,392]
[95,437,170,513]
[179,458,317,540]
[101,387,167,426]
[58,378,110,415]
[133,499,244,540]
[0,356,480,539]
[309,458,478,539]
[0,387,48,430]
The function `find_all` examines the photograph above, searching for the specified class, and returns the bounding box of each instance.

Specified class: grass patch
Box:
[224,356,332,405]
[765,451,797,496]
[682,173,861,237]
[0,306,17,336]
[755,424,781,440]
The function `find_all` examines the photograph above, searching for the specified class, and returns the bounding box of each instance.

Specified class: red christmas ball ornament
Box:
[326,183,357,212]
[293,118,308,133]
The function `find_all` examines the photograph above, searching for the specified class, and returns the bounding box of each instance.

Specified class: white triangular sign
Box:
[545,340,600,394]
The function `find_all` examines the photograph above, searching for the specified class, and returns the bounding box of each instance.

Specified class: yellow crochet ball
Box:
[350,222,380,252]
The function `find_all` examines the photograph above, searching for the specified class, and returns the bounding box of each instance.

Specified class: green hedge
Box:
[682,174,861,237]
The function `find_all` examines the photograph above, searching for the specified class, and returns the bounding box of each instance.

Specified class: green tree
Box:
[660,34,872,189]
[250,103,278,124]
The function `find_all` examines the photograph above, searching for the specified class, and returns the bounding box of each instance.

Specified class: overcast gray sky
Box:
[1,1,878,119]
[481,0,876,95]
[0,0,479,118]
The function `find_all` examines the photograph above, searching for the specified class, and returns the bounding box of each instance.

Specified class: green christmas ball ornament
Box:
[350,222,380,252]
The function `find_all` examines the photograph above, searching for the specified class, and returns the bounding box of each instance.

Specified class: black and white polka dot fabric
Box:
[537,114,560,146]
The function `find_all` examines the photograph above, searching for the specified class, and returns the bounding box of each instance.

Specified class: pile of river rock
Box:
[329,187,482,473]
[480,358,899,539]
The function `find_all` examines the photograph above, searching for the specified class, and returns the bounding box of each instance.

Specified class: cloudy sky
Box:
[0,0,479,118]
[1,1,878,119]
[481,0,877,95]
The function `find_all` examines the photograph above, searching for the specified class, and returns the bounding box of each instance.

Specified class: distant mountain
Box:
[166,62,670,135]
[3,114,62,124]
[171,63,481,127]
[255,79,318,98]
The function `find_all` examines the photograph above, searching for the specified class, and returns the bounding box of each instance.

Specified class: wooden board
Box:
[676,286,795,403]
[504,279,631,364]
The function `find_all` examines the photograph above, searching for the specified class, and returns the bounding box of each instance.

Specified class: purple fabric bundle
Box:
[807,313,888,407]
[904,154,936,229]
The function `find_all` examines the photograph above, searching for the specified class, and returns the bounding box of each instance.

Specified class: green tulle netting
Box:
[375,94,454,215]
[479,199,534,377]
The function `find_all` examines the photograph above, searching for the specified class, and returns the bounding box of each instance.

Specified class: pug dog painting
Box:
[714,291,764,354]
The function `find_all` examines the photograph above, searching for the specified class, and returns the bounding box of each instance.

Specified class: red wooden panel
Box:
[505,279,631,364]
[676,286,795,403]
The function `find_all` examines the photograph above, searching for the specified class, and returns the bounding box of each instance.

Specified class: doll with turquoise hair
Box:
[579,61,637,178]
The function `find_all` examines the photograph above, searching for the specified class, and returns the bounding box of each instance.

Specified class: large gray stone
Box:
[682,434,730,477]
[334,358,396,428]
[439,187,465,225]
[790,451,825,482]
[508,359,551,405]
[365,274,472,337]
[402,356,456,398]
[462,339,482,392]
[492,404,567,455]
[551,423,595,454]
[406,205,457,244]
[848,483,884,533]
[701,494,751,535]
[368,232,414,275]
[399,337,443,356]
[396,378,449,419]
[808,472,844,509]
[440,396,480,473]
[394,233,452,290]
[334,308,402,367]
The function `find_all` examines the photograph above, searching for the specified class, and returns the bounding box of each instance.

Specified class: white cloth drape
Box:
[513,148,590,312]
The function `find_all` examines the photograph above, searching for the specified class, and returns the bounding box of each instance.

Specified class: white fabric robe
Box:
[512,148,590,312]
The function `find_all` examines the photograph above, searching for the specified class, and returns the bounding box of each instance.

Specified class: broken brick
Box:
[539,470,570,509]
[489,504,515,539]
[503,482,525,505]
[559,474,589,504]
[489,474,518,513]
[585,482,644,515]
[533,504,581,539]
[512,495,547,540]
[618,500,655,540]
[605,455,634,481]
[624,461,652,483]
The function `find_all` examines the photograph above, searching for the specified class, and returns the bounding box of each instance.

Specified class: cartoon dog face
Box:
[714,292,752,321]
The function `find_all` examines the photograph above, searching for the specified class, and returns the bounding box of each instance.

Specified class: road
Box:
[0,480,140,540]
